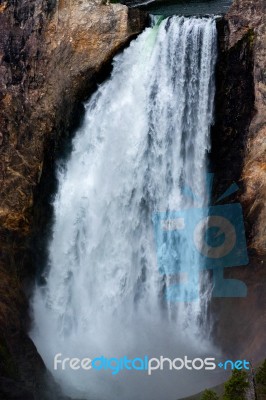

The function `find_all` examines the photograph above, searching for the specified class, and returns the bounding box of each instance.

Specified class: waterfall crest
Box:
[31,16,220,400]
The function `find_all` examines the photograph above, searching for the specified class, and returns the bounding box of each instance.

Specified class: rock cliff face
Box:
[212,0,265,253]
[0,0,146,237]
[211,0,266,363]
[0,1,146,398]
[0,0,265,398]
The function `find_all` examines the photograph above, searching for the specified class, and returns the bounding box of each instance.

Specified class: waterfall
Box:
[31,16,222,400]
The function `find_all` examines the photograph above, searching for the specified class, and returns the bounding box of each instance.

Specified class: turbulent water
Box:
[31,16,223,400]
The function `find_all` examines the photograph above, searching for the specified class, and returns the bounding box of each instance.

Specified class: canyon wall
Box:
[0,0,265,398]
[211,0,266,363]
[0,1,147,398]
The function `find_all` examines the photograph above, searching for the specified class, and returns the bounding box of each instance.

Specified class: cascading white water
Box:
[31,16,223,400]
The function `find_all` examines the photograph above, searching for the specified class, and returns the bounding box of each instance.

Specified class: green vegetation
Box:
[180,359,266,400]
[247,28,255,46]
[200,389,219,400]
[223,370,249,400]
[256,359,266,396]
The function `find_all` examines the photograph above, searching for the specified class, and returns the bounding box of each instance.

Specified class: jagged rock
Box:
[212,0,265,254]
[224,0,266,254]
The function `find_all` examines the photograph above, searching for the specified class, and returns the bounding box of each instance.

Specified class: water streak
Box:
[31,16,220,400]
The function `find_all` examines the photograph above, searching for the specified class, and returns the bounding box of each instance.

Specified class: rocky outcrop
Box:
[0,1,146,398]
[211,0,266,363]
[0,0,146,236]
[212,0,265,252]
